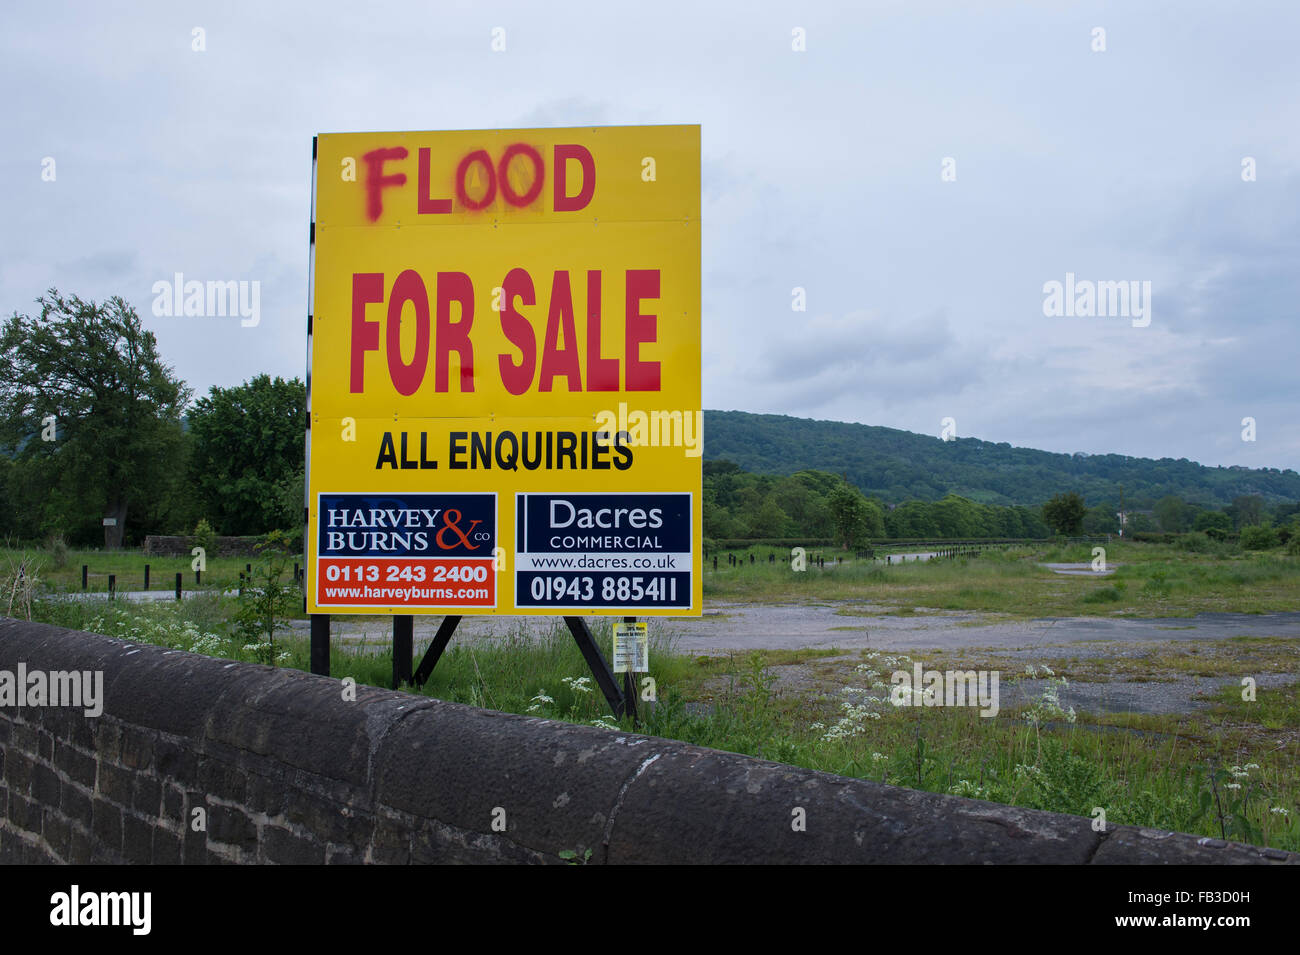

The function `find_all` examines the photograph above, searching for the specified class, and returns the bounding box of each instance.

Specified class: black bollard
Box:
[195,568,202,586]
[144,563,150,590]
[175,572,182,601]
[82,565,88,590]
[108,575,115,600]
[239,572,245,596]
[713,555,718,571]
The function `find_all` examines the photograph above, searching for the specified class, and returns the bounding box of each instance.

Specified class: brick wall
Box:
[0,618,1295,865]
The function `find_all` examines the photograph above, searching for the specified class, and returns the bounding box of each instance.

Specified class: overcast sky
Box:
[3,1,1297,470]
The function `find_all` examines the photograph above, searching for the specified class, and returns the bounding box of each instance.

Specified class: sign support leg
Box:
[393,614,413,688]
[412,615,462,686]
[564,616,628,719]
[310,613,330,676]
[621,616,639,724]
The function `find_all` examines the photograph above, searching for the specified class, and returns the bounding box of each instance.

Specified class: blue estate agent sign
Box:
[317,492,496,558]
[514,492,692,610]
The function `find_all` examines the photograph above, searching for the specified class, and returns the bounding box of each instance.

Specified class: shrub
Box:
[1113,788,1197,832]
[1193,510,1233,536]
[193,518,218,555]
[1015,742,1114,815]
[1142,570,1172,597]
[46,532,69,568]
[1131,532,1176,544]
[233,530,298,653]
[1082,585,1123,603]
[1240,525,1278,550]
[1177,532,1212,553]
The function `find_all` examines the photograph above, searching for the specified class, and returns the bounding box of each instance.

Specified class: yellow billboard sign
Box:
[305,125,701,616]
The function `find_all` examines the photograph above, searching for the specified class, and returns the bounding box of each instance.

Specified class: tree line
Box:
[2,291,1295,550]
[705,460,1051,545]
[0,291,303,546]
[705,410,1300,508]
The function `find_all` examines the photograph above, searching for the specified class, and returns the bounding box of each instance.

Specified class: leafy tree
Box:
[887,500,939,538]
[1192,510,1232,535]
[1042,492,1087,536]
[1273,500,1300,526]
[749,497,792,538]
[235,530,300,658]
[1229,495,1266,530]
[702,459,742,477]
[828,483,881,548]
[188,374,306,535]
[703,494,740,539]
[863,499,887,539]
[1082,502,1118,536]
[703,463,1050,542]
[1127,512,1155,533]
[1154,495,1192,533]
[1239,524,1278,550]
[0,290,190,547]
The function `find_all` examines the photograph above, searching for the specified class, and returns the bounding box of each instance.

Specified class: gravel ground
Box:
[279,601,1300,716]
[282,600,1300,654]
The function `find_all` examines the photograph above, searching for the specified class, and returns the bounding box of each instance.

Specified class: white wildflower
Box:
[562,676,593,694]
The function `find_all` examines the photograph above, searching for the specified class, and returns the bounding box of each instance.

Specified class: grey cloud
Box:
[2,0,1298,469]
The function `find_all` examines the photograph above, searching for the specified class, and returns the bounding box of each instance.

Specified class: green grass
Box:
[26,593,1299,851]
[13,538,1300,620]
[2,545,304,597]
[705,541,1300,618]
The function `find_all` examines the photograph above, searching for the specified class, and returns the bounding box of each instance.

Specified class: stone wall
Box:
[0,618,1294,864]
[141,536,269,558]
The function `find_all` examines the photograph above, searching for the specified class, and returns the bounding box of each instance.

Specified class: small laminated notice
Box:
[613,622,649,673]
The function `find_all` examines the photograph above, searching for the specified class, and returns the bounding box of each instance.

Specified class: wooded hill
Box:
[704,410,1300,509]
